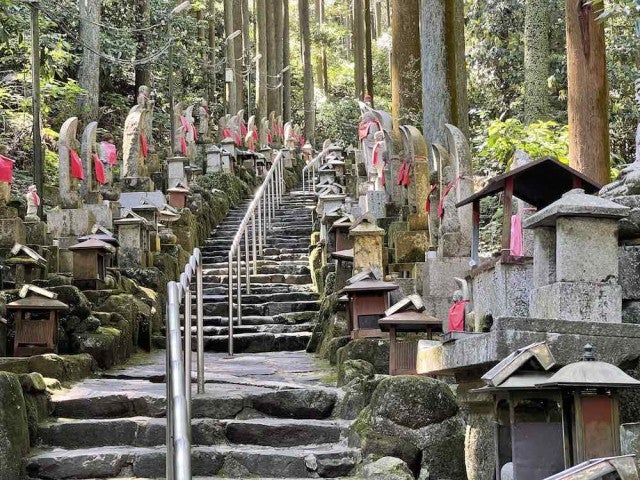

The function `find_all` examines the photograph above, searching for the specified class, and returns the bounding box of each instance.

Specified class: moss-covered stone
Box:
[309,244,324,293]
[335,375,383,420]
[0,371,29,479]
[18,372,47,393]
[360,456,414,480]
[337,338,390,374]
[307,293,339,353]
[71,326,129,370]
[49,285,92,321]
[337,359,376,387]
[326,336,351,365]
[0,353,93,382]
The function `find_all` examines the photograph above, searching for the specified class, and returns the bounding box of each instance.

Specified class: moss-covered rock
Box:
[71,326,129,369]
[335,375,383,420]
[326,336,352,365]
[337,359,375,387]
[360,456,414,480]
[98,293,152,351]
[337,338,390,374]
[50,285,91,321]
[0,353,93,382]
[307,294,339,353]
[18,373,47,393]
[0,371,29,480]
[309,244,324,293]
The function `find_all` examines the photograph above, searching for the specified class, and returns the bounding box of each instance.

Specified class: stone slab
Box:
[0,218,25,248]
[47,209,95,238]
[530,281,622,323]
[620,246,640,300]
[471,260,532,320]
[416,317,640,376]
[394,230,429,263]
[84,204,113,229]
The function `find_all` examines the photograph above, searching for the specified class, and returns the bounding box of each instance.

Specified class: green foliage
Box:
[315,97,361,147]
[474,118,568,175]
[196,172,250,207]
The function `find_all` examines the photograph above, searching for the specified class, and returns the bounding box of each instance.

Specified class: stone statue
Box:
[59,116,83,208]
[196,99,210,141]
[25,185,40,221]
[122,86,152,177]
[80,121,102,204]
[600,161,640,240]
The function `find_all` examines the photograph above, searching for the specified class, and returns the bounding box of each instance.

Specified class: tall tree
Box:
[242,0,251,114]
[207,0,216,104]
[314,0,325,92]
[274,0,284,117]
[224,0,237,114]
[266,1,278,117]
[420,0,469,145]
[256,0,268,127]
[78,0,101,122]
[134,0,150,98]
[353,0,365,99]
[233,0,245,113]
[299,0,316,145]
[524,0,551,124]
[283,0,292,121]
[391,0,421,131]
[364,0,374,101]
[566,0,610,184]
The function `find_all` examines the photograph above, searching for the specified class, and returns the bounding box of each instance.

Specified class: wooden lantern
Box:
[330,215,355,252]
[340,270,398,339]
[5,244,47,287]
[379,294,442,375]
[8,285,68,357]
[69,238,116,289]
[167,182,190,209]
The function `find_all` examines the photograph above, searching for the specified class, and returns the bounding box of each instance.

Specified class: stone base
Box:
[408,213,428,231]
[0,218,25,248]
[121,177,154,193]
[25,220,49,246]
[47,209,94,239]
[471,259,532,320]
[416,316,640,375]
[620,245,640,300]
[365,190,387,219]
[394,230,430,263]
[438,232,471,258]
[422,256,471,324]
[530,281,622,323]
[84,204,113,230]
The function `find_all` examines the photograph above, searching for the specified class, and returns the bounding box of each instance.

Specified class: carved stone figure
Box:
[25,185,40,221]
[122,85,152,177]
[196,99,210,141]
[59,116,83,208]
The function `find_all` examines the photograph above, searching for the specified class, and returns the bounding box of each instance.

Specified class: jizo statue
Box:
[25,185,40,220]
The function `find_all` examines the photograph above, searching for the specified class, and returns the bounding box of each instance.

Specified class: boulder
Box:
[251,389,336,419]
[0,354,93,382]
[361,456,414,480]
[0,372,29,480]
[50,285,91,321]
[71,327,130,370]
[464,413,495,480]
[337,339,390,374]
[338,359,376,387]
[415,415,466,480]
[335,376,383,420]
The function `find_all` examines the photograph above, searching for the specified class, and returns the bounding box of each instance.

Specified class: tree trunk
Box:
[224,0,237,114]
[524,0,551,124]
[266,1,278,117]
[242,0,251,114]
[134,0,150,98]
[391,0,421,131]
[375,0,382,38]
[207,0,217,104]
[445,0,469,137]
[283,0,292,122]
[314,0,324,92]
[299,0,316,145]
[233,0,245,113]
[353,0,365,99]
[566,0,610,184]
[364,0,374,103]
[321,0,328,92]
[256,0,268,127]
[274,0,284,117]
[78,0,100,122]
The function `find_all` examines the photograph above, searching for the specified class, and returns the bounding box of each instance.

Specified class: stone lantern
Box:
[327,157,346,179]
[524,189,629,323]
[350,214,385,274]
[281,147,293,169]
[302,143,313,164]
[221,137,236,161]
[114,210,152,268]
[474,342,640,480]
[69,238,116,289]
[206,144,222,173]
[318,163,337,184]
[5,244,47,286]
[340,269,398,339]
[8,284,68,357]
[256,154,266,177]
[167,182,190,209]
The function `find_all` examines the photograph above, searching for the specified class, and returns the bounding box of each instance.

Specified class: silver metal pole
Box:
[257,199,263,256]
[236,244,242,326]
[183,283,192,427]
[267,181,272,229]
[195,250,204,394]
[244,227,250,294]
[165,297,174,480]
[251,212,257,275]
[228,252,234,356]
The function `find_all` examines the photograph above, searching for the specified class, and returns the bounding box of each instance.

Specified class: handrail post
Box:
[165,295,174,480]
[267,181,272,229]
[227,251,234,356]
[257,199,263,256]
[244,227,250,294]
[236,244,242,326]
[252,211,257,276]
[195,250,204,394]
[181,277,192,431]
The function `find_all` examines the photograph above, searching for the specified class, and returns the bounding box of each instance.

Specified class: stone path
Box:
[26,190,362,479]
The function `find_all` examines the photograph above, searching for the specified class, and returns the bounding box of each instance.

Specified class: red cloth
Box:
[234,132,242,146]
[30,191,40,206]
[267,132,273,144]
[140,133,149,158]
[252,128,259,141]
[241,122,247,136]
[93,154,106,184]
[510,214,524,257]
[192,124,198,141]
[69,149,84,180]
[180,115,189,132]
[402,162,411,187]
[0,155,15,183]
[100,142,117,165]
[448,300,468,332]
[438,176,462,218]
[381,171,386,187]
[222,128,233,139]
[372,140,385,167]
[180,136,188,155]
[396,161,406,185]
[357,120,381,141]
[425,184,438,213]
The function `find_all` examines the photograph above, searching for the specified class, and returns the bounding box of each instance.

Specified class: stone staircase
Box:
[25,188,362,479]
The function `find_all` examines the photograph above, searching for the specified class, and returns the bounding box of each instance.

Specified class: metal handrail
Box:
[302,148,327,192]
[166,247,204,480]
[227,149,286,355]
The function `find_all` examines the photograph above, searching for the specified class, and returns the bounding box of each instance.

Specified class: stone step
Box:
[203,273,312,285]
[203,253,308,264]
[161,322,314,336]
[200,311,318,327]
[201,292,318,304]
[37,417,347,449]
[203,265,310,276]
[203,259,309,269]
[51,386,338,420]
[202,300,319,317]
[203,284,308,295]
[26,444,359,479]
[203,332,312,353]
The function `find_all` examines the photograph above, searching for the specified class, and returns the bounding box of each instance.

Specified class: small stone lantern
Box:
[340,269,398,339]
[69,238,116,289]
[167,182,190,209]
[132,201,161,252]
[114,210,152,268]
[206,144,222,173]
[318,163,337,184]
[8,284,68,357]
[350,214,385,274]
[220,148,233,174]
[221,137,236,161]
[5,244,47,286]
[256,154,266,177]
[302,143,313,164]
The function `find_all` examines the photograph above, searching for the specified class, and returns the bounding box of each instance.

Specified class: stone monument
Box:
[122,86,154,191]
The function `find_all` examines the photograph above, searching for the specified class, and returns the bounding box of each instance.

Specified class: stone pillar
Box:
[167,157,188,189]
[350,215,385,274]
[206,145,222,173]
[525,189,629,323]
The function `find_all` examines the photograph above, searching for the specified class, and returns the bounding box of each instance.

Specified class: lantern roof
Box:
[543,455,639,480]
[331,248,354,262]
[481,341,556,388]
[6,244,47,267]
[69,238,116,254]
[379,311,442,333]
[341,279,398,294]
[7,284,68,310]
[330,215,355,231]
[385,294,425,316]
